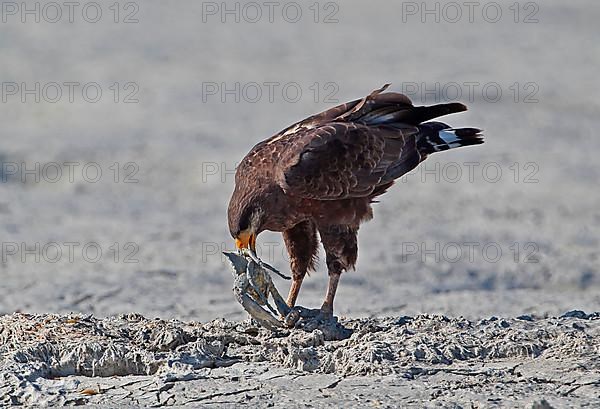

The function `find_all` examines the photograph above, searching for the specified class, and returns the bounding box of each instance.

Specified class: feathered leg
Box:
[282,221,318,307]
[318,225,358,317]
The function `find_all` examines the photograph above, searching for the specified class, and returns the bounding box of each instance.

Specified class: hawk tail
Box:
[417,121,483,154]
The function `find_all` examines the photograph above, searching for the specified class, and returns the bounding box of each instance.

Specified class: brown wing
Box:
[274,84,471,200]
[268,84,412,141]
[276,121,419,200]
[267,83,463,142]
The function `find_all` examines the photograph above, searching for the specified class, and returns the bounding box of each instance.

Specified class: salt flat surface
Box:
[1,312,599,407]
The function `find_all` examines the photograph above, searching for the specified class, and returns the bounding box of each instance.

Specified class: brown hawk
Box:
[228,84,483,321]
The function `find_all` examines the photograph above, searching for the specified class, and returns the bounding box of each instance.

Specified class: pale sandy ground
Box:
[1,0,600,406]
[2,312,599,407]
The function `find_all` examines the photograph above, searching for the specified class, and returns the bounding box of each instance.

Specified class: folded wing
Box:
[276,85,482,200]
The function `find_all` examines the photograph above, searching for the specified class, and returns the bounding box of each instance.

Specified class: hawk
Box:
[228,84,482,322]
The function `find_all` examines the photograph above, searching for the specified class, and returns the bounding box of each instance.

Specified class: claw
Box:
[223,250,351,340]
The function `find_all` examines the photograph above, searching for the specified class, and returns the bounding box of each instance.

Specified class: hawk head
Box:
[227,187,266,251]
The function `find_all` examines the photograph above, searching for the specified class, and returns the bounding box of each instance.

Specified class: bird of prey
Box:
[228,84,482,322]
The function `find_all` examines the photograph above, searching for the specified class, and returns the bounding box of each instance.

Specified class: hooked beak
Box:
[235,231,256,252]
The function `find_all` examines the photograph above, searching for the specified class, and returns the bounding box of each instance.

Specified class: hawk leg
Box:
[292,225,357,332]
[286,279,303,308]
[320,270,340,318]
[282,221,318,308]
[317,225,358,319]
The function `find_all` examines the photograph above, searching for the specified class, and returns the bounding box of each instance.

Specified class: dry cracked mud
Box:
[1,312,599,407]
